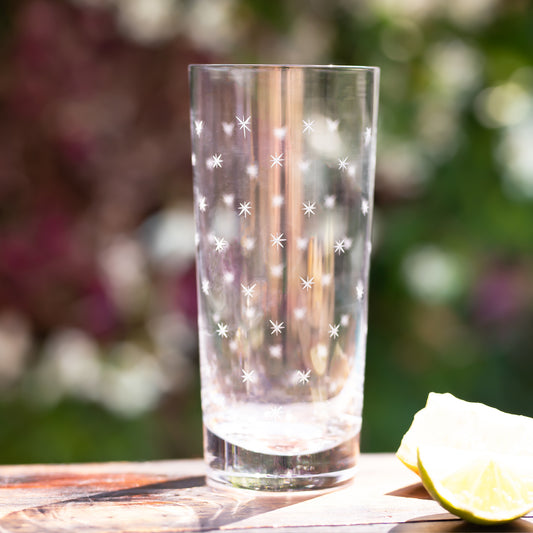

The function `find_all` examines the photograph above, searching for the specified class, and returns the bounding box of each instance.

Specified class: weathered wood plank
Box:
[0,455,531,532]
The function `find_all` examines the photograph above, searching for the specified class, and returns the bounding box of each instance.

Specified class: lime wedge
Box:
[418,446,533,525]
[396,393,533,474]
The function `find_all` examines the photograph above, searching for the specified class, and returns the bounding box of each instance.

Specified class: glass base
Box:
[203,426,359,491]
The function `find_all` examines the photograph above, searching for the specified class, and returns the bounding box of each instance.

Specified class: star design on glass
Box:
[296,369,311,385]
[243,237,256,251]
[269,345,282,359]
[302,201,317,217]
[271,233,286,249]
[317,344,328,359]
[334,239,346,255]
[361,198,369,216]
[364,127,372,145]
[236,115,251,137]
[216,322,229,338]
[194,120,204,137]
[270,263,284,278]
[356,280,365,301]
[273,127,286,140]
[223,271,235,284]
[272,195,284,208]
[303,119,314,133]
[238,201,252,218]
[222,193,234,207]
[222,121,234,136]
[201,280,210,295]
[326,118,339,131]
[214,236,228,253]
[241,283,256,298]
[211,153,223,168]
[198,195,207,212]
[266,405,283,420]
[293,307,306,320]
[300,276,315,291]
[296,237,308,251]
[298,160,311,172]
[329,323,340,338]
[321,273,332,286]
[270,320,285,335]
[338,157,349,171]
[246,163,258,179]
[270,153,284,168]
[324,195,336,209]
[241,368,256,384]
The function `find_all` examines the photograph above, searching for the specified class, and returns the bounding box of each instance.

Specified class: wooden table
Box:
[0,454,532,532]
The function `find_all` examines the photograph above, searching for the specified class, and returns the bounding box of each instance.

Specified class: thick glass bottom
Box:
[203,425,360,491]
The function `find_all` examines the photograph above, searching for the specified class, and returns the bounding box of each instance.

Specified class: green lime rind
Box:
[417,448,533,526]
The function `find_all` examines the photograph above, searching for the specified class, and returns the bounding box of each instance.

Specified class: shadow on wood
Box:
[0,470,322,532]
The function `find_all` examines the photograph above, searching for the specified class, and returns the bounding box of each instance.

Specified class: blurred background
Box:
[0,0,532,464]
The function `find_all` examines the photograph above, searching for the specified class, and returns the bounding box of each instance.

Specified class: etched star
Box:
[270,263,284,278]
[243,237,256,251]
[246,164,258,179]
[271,233,286,249]
[201,279,210,295]
[302,201,317,217]
[216,322,229,338]
[326,118,339,131]
[298,160,311,172]
[300,276,315,291]
[296,369,311,385]
[214,236,228,253]
[324,195,336,209]
[222,121,234,136]
[241,283,256,298]
[241,368,256,384]
[338,157,349,171]
[238,201,252,218]
[273,127,286,139]
[272,195,284,208]
[329,323,340,338]
[194,120,204,137]
[296,237,308,251]
[356,280,365,301]
[270,153,284,168]
[293,307,306,320]
[198,195,207,212]
[266,405,283,419]
[303,119,315,134]
[222,193,234,207]
[223,271,235,284]
[211,153,223,168]
[236,115,251,137]
[361,198,370,216]
[269,345,283,359]
[270,320,285,335]
[334,239,346,255]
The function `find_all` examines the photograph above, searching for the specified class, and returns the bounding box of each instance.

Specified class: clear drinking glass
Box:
[189,64,379,491]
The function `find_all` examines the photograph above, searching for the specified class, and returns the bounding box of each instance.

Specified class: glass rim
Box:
[189,63,379,73]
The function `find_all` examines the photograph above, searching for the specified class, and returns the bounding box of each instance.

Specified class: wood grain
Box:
[0,454,532,532]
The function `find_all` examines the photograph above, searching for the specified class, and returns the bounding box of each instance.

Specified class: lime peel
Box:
[417,446,533,525]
